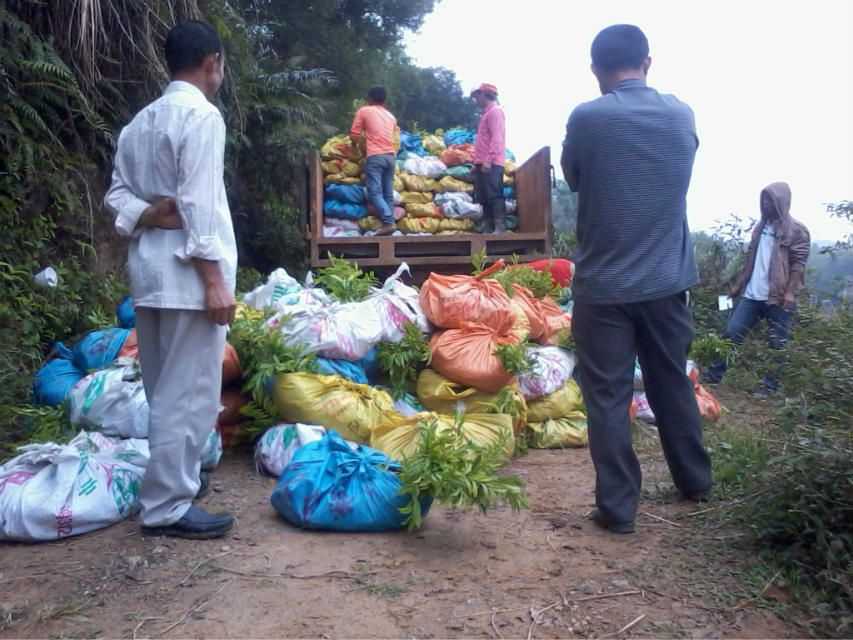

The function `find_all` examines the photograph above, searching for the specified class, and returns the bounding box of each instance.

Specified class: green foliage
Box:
[0,404,73,461]
[494,342,534,376]
[492,264,563,299]
[236,266,264,295]
[489,387,525,419]
[398,415,528,530]
[471,248,488,275]
[314,254,378,302]
[377,324,431,400]
[690,333,735,369]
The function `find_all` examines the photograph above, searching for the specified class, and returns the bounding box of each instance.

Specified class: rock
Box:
[578,582,597,595]
[611,578,631,590]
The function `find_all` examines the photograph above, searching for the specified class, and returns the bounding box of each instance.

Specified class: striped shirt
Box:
[561,79,699,304]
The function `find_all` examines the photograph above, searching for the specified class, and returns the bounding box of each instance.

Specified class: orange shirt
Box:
[350,105,397,157]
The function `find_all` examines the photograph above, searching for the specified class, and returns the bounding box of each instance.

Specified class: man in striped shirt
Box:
[561,24,712,534]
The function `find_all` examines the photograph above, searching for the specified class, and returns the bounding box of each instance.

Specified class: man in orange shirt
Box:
[351,86,399,236]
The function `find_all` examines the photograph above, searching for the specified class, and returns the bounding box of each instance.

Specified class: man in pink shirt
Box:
[351,86,399,236]
[472,83,507,233]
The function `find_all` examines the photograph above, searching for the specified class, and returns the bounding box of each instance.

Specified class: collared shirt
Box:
[473,102,506,166]
[561,79,699,304]
[744,223,776,301]
[350,105,397,157]
[104,81,237,311]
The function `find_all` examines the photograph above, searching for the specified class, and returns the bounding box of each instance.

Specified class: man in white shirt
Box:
[105,21,237,539]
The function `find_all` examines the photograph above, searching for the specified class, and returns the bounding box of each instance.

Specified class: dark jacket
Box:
[731,182,810,306]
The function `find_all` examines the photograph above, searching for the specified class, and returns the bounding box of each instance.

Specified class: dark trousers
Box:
[573,292,712,525]
[705,298,792,390]
[474,165,506,229]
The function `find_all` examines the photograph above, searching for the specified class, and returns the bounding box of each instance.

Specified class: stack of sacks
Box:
[323,183,368,230]
[631,360,721,423]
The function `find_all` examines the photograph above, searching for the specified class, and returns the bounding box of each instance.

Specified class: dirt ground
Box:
[1,398,795,639]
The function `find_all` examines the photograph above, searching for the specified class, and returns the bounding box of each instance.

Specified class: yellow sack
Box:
[321,160,342,175]
[401,173,438,193]
[416,369,528,433]
[400,191,433,205]
[321,134,362,162]
[423,134,446,155]
[437,176,474,193]
[527,379,585,423]
[324,174,362,185]
[320,159,360,177]
[358,216,381,232]
[503,174,515,186]
[272,373,399,443]
[393,175,404,192]
[234,302,263,323]
[371,412,515,461]
[527,416,588,449]
[439,218,475,232]
[405,202,440,218]
[504,160,518,175]
[399,217,440,234]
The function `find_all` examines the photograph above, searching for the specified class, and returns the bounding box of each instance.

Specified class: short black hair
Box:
[164,20,223,76]
[367,86,387,104]
[591,24,649,73]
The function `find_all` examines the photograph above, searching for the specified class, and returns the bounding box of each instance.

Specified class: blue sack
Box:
[324,184,366,205]
[443,128,476,147]
[72,328,130,372]
[271,431,431,532]
[502,185,516,199]
[33,343,86,406]
[358,347,380,381]
[398,131,427,157]
[315,358,368,385]
[505,149,517,162]
[116,295,135,329]
[323,199,367,221]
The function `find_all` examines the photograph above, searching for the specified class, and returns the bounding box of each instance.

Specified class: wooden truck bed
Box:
[306,146,553,273]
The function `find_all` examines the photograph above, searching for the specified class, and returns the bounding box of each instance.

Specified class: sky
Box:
[405,0,853,241]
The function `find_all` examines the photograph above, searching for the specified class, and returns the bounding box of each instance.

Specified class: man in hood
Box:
[705,182,810,392]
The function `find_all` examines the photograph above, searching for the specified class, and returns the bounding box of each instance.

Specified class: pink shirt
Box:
[350,105,397,157]
[473,102,506,166]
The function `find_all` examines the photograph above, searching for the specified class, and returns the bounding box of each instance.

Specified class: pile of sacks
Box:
[631,360,721,423]
[320,128,519,237]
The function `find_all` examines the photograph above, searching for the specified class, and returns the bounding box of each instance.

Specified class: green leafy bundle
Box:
[398,416,528,530]
[314,254,378,302]
[492,263,563,299]
[494,342,534,376]
[377,323,431,399]
[690,333,735,369]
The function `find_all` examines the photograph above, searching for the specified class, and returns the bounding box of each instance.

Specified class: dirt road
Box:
[1,418,793,639]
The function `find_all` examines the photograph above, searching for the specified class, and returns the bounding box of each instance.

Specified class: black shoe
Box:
[682,489,711,503]
[142,505,234,540]
[195,471,210,501]
[589,509,635,534]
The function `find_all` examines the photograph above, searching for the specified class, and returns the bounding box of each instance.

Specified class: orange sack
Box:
[419,261,513,329]
[694,383,721,422]
[509,285,572,345]
[118,329,139,360]
[430,306,529,393]
[539,296,572,345]
[222,343,242,387]
[440,144,475,167]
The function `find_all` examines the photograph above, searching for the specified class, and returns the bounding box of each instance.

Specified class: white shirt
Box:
[104,81,237,311]
[744,223,776,301]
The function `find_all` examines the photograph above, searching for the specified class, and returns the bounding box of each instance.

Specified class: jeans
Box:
[705,298,792,390]
[364,153,396,224]
[573,292,712,525]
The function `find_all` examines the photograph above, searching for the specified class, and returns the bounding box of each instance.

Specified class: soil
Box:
[0,390,796,639]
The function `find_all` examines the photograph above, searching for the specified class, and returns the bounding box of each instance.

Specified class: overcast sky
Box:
[405,0,852,241]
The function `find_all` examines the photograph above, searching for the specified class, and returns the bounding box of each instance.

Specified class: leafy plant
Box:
[690,333,735,369]
[398,415,528,530]
[494,342,534,376]
[377,323,431,399]
[471,248,488,275]
[491,264,563,299]
[314,254,378,303]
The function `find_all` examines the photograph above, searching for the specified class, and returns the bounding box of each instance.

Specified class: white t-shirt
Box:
[744,223,776,301]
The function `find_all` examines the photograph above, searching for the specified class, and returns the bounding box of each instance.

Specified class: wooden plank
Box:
[515,146,551,235]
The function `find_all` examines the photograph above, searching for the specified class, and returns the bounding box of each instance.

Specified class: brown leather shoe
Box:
[375,223,396,236]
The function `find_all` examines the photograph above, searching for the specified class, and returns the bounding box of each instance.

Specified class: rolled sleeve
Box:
[104,157,150,238]
[175,111,227,262]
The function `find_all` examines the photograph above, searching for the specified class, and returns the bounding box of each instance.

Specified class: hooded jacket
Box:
[731,182,810,306]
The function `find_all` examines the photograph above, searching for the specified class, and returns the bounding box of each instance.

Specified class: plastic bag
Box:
[323,225,361,238]
[400,173,438,193]
[32,344,86,406]
[400,191,433,205]
[527,417,588,449]
[399,217,440,234]
[405,202,441,218]
[419,262,513,329]
[271,431,425,532]
[242,268,304,310]
[218,389,250,448]
[440,144,476,167]
[272,373,399,443]
[437,176,474,193]
[316,358,368,384]
[324,199,368,220]
[506,199,518,214]
[416,369,527,433]
[392,392,425,417]
[399,131,427,157]
[444,164,474,182]
[444,128,476,147]
[517,347,577,400]
[68,361,149,438]
[527,380,585,423]
[435,192,473,205]
[324,217,361,231]
[402,156,447,178]
[430,308,529,393]
[371,412,515,461]
[422,134,446,155]
[200,429,223,471]
[116,296,135,329]
[324,184,366,205]
[0,431,148,541]
[439,218,474,232]
[72,328,131,372]
[694,383,721,422]
[321,134,362,161]
[324,174,362,185]
[367,263,432,342]
[437,197,482,220]
[255,423,327,477]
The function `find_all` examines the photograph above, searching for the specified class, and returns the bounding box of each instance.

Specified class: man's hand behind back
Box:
[140,197,183,230]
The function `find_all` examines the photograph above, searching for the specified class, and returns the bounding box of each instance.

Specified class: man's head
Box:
[590,24,651,95]
[471,83,498,109]
[367,86,387,105]
[165,21,224,99]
